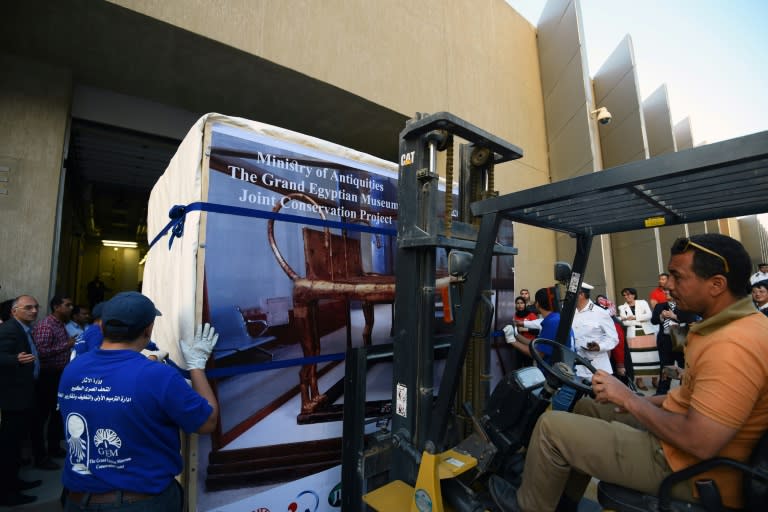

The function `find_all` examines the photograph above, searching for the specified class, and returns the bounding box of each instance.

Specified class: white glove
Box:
[141,348,169,361]
[180,323,219,370]
[503,324,517,344]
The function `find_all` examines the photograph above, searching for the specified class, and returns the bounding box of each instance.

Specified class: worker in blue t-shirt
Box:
[504,286,580,411]
[58,292,219,511]
[71,302,104,358]
[72,301,190,378]
[503,286,574,361]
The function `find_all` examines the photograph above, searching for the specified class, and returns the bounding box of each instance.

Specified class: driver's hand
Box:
[591,369,634,408]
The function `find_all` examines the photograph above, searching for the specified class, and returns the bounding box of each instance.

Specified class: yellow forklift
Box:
[340,112,768,511]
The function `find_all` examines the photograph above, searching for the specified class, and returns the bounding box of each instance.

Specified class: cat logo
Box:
[400,151,415,166]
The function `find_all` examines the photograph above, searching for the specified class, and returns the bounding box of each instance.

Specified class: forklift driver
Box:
[489,234,768,512]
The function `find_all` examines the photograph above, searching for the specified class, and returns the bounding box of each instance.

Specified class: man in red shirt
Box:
[649,272,669,309]
[31,293,75,469]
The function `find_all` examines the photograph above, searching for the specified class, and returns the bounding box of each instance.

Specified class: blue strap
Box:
[148,201,397,250]
[205,352,345,379]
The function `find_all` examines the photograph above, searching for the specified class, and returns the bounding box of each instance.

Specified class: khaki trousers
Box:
[515,399,694,512]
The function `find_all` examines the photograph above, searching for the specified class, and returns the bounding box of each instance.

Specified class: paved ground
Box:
[1,454,64,511]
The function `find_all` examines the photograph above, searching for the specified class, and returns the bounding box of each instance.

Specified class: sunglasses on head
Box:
[673,238,730,274]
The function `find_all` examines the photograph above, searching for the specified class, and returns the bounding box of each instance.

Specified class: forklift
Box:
[341,112,768,511]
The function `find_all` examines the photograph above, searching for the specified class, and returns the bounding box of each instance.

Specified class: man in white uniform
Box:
[572,282,618,378]
[750,262,768,285]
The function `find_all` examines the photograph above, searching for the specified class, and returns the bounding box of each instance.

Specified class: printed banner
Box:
[195,122,399,510]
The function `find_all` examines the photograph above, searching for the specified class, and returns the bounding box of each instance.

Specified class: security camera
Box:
[591,107,612,125]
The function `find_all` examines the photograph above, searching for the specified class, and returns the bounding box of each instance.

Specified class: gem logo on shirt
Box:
[95,428,122,454]
[91,428,130,469]
[66,413,91,475]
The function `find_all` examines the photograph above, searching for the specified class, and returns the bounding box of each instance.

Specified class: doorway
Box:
[55,119,180,306]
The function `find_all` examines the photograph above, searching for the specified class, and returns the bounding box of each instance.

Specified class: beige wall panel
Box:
[599,107,647,167]
[596,83,648,164]
[0,55,72,304]
[643,84,676,157]
[574,159,594,176]
[592,37,647,168]
[514,225,558,293]
[657,225,687,267]
[538,0,579,98]
[544,50,590,144]
[721,219,738,238]
[674,117,694,150]
[548,105,595,181]
[738,216,768,268]
[687,223,708,236]
[496,160,550,192]
[592,35,635,108]
[611,230,658,299]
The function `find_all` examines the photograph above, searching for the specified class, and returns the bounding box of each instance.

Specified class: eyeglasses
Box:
[15,304,40,311]
[675,238,730,274]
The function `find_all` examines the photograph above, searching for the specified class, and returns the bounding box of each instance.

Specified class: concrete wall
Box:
[0,55,72,306]
[110,0,548,169]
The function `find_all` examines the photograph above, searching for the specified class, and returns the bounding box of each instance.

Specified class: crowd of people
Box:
[506,258,768,400]
[0,288,220,509]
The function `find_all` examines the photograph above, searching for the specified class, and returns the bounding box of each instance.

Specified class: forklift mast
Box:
[392,112,522,481]
[341,113,523,508]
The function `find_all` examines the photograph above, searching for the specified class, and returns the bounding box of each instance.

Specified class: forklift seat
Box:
[597,428,768,512]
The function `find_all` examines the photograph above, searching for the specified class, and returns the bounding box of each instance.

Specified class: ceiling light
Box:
[102,240,138,248]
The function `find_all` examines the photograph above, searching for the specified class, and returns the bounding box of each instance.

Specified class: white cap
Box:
[581,282,594,290]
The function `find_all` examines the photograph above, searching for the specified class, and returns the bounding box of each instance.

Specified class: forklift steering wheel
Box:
[529,338,597,396]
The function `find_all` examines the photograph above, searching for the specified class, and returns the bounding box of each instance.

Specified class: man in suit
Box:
[0,295,43,506]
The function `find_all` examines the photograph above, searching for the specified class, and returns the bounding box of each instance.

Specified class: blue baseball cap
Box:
[91,302,105,320]
[101,292,161,335]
